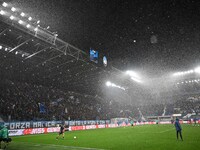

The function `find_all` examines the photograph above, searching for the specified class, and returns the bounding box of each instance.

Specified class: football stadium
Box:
[0,0,200,150]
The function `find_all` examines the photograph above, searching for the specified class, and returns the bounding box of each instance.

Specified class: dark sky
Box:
[12,0,200,77]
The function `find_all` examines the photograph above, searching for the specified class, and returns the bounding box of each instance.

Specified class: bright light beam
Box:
[106,81,125,90]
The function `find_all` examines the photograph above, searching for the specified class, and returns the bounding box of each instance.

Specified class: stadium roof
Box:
[1,0,200,98]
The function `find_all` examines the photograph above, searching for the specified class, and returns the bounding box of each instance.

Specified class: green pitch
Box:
[7,124,200,150]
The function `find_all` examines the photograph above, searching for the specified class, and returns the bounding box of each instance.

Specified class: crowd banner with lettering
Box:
[5,120,110,130]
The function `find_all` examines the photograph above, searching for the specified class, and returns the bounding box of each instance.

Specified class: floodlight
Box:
[0,10,5,15]
[18,20,23,24]
[131,77,142,83]
[106,81,111,86]
[20,12,25,17]
[28,17,32,21]
[26,24,30,28]
[10,15,14,20]
[2,2,8,7]
[11,7,16,12]
[126,70,140,78]
[34,27,38,31]
[194,67,200,73]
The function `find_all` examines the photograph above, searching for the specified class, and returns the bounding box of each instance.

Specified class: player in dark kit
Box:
[56,125,65,140]
[174,118,183,141]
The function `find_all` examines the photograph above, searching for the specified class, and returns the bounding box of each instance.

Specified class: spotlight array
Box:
[177,79,200,85]
[173,70,194,76]
[173,67,200,77]
[0,45,29,57]
[0,1,57,46]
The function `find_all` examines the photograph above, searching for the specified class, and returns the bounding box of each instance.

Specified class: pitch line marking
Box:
[15,141,106,150]
[159,128,174,133]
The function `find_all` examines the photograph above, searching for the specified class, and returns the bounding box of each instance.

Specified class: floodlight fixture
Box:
[131,77,143,83]
[11,7,16,12]
[106,81,111,86]
[28,17,32,21]
[20,12,25,17]
[26,24,30,28]
[194,67,200,74]
[18,20,23,24]
[0,10,5,15]
[2,2,8,7]
[10,15,14,20]
[34,27,38,31]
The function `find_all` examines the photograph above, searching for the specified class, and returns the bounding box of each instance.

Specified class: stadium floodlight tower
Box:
[10,15,14,20]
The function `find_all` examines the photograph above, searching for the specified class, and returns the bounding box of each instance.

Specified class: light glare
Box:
[18,20,23,24]
[26,24,30,28]
[28,17,32,21]
[0,10,5,15]
[2,2,8,7]
[194,67,200,73]
[11,7,16,12]
[20,12,25,17]
[10,15,14,20]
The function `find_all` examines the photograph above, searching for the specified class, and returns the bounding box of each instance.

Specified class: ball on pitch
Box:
[74,136,76,139]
